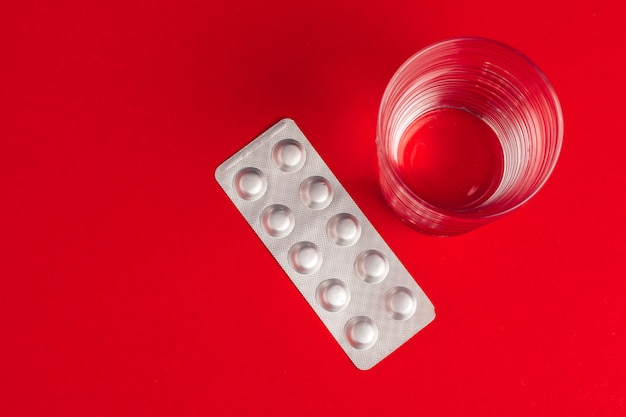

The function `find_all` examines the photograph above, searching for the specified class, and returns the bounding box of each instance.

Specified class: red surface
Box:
[1,1,625,416]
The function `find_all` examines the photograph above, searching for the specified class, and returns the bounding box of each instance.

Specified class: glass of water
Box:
[376,37,564,236]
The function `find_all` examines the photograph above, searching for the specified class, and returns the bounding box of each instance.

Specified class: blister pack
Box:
[214,118,435,370]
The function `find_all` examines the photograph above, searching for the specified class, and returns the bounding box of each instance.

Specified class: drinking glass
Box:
[376,37,564,236]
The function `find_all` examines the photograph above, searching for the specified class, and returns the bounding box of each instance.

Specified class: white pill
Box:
[327,213,361,246]
[272,139,306,172]
[385,287,417,320]
[316,279,350,312]
[288,241,322,275]
[354,250,389,283]
[299,176,333,210]
[260,204,294,238]
[233,167,267,201]
[345,316,378,350]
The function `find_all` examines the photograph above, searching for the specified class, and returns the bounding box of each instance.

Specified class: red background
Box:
[2,1,625,416]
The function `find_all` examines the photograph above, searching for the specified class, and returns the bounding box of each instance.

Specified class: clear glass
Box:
[377,37,564,236]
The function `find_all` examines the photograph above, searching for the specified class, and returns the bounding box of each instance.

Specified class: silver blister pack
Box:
[214,118,435,370]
